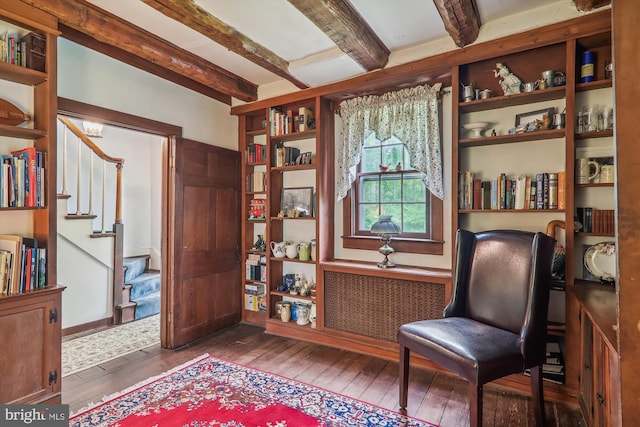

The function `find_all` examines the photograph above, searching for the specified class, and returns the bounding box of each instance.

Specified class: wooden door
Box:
[163,138,242,349]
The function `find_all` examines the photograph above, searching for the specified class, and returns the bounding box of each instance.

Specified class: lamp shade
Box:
[371,215,401,236]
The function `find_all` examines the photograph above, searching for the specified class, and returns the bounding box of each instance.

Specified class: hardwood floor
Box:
[62,323,585,426]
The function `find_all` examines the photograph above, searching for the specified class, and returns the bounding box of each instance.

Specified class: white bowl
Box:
[462,122,491,138]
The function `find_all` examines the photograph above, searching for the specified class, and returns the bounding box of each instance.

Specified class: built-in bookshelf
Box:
[0,3,62,405]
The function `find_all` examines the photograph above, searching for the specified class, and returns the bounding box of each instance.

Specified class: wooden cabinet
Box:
[0,2,61,404]
[0,287,63,403]
[239,97,321,333]
[575,285,620,427]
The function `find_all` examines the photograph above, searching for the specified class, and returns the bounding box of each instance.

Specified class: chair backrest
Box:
[445,229,556,363]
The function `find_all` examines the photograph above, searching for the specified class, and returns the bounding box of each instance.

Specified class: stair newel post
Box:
[89,154,94,215]
[101,160,106,234]
[115,162,123,224]
[76,136,82,215]
[62,124,68,195]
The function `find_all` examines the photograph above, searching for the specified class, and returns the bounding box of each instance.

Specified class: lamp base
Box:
[377,259,396,268]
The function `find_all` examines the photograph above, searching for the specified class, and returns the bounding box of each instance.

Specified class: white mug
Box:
[576,158,600,184]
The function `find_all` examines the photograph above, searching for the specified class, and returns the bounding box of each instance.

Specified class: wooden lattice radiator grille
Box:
[323,271,446,342]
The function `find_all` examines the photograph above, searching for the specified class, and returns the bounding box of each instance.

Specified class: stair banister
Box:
[57,116,125,224]
[62,125,68,195]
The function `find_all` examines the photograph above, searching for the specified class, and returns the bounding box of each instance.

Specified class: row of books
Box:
[1,147,45,208]
[523,339,566,384]
[245,254,267,282]
[0,31,45,72]
[274,145,300,168]
[577,208,614,234]
[246,171,266,192]
[459,171,565,211]
[269,107,314,136]
[0,234,46,296]
[246,143,267,164]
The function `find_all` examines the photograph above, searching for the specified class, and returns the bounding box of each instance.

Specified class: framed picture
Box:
[281,187,313,217]
[515,107,555,128]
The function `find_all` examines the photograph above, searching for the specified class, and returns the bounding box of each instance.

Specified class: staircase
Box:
[123,256,161,321]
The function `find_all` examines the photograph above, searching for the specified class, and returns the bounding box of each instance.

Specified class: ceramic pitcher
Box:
[270,241,286,258]
[285,242,299,259]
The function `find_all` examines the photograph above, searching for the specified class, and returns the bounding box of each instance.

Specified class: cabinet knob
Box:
[597,392,606,405]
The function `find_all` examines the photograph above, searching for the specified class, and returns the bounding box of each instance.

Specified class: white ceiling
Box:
[83,0,579,93]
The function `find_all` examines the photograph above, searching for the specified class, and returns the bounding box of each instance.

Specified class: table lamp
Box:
[370,215,401,268]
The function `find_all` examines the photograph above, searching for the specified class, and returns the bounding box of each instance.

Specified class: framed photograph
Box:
[281,187,314,217]
[515,107,555,128]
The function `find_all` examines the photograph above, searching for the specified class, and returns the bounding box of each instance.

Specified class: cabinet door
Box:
[579,311,594,423]
[0,295,59,403]
[593,333,620,427]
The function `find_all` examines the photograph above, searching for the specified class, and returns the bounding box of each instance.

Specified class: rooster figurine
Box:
[395,162,403,171]
[379,163,389,172]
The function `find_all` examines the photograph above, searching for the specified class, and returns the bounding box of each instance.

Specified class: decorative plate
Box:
[584,242,616,281]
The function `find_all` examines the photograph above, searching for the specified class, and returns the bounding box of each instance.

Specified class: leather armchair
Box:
[398,229,556,427]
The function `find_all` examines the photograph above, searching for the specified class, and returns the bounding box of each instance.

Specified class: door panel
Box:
[165,138,241,349]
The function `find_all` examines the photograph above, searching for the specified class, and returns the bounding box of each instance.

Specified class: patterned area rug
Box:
[62,314,160,377]
[69,354,439,427]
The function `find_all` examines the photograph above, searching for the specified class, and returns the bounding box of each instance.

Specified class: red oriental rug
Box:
[69,354,438,427]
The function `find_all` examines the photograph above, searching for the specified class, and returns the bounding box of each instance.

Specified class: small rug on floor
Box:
[62,314,160,377]
[69,354,439,427]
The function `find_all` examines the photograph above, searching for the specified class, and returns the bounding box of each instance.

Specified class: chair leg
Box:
[469,383,482,427]
[529,365,546,427]
[399,344,410,414]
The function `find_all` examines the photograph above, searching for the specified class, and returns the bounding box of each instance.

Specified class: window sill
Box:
[341,235,444,255]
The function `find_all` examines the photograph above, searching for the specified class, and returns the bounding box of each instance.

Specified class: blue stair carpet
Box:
[124,257,161,320]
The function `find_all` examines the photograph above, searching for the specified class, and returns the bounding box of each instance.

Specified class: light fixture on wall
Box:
[370,214,401,268]
[82,120,104,138]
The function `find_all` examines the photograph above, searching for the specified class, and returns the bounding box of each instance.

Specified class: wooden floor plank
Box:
[62,323,586,427]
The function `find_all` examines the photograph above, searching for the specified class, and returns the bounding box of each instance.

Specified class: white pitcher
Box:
[270,241,286,258]
[285,242,299,259]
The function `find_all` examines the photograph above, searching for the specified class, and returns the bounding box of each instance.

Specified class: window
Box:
[343,134,443,255]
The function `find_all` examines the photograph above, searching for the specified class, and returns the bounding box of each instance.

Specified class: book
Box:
[11,147,37,207]
[298,107,314,132]
[548,172,558,209]
[557,171,565,210]
[0,234,22,294]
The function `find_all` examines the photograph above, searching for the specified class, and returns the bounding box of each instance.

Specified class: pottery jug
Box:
[296,303,310,326]
[285,242,299,259]
[280,301,291,322]
[270,241,286,258]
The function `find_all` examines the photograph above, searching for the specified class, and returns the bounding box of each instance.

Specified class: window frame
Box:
[342,163,444,255]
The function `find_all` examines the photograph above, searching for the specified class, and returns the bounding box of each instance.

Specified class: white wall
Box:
[57,38,238,327]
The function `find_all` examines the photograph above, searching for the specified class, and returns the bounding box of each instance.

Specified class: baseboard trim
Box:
[62,317,113,337]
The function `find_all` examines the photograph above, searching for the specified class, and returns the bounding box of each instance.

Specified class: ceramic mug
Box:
[600,164,614,183]
[524,81,539,92]
[576,158,600,184]
[298,242,310,261]
[296,303,310,326]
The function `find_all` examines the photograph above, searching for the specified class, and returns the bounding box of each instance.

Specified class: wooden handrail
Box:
[58,116,125,165]
[58,115,125,224]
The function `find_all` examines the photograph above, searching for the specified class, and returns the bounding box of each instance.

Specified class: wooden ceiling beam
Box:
[22,0,258,102]
[287,0,390,71]
[140,0,308,89]
[572,0,611,11]
[432,0,480,48]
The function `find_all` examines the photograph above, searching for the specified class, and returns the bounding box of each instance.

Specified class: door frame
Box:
[57,97,182,348]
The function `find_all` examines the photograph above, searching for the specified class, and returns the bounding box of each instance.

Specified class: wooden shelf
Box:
[270,216,315,221]
[0,61,47,86]
[270,129,316,143]
[459,209,564,213]
[246,129,267,136]
[271,163,316,172]
[459,128,565,147]
[245,161,267,167]
[270,291,315,302]
[0,124,46,139]
[575,79,612,92]
[575,130,613,139]
[575,232,615,237]
[270,257,316,265]
[458,86,566,113]
[576,182,614,188]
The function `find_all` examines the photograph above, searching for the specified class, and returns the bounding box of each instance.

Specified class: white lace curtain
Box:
[336,82,443,201]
